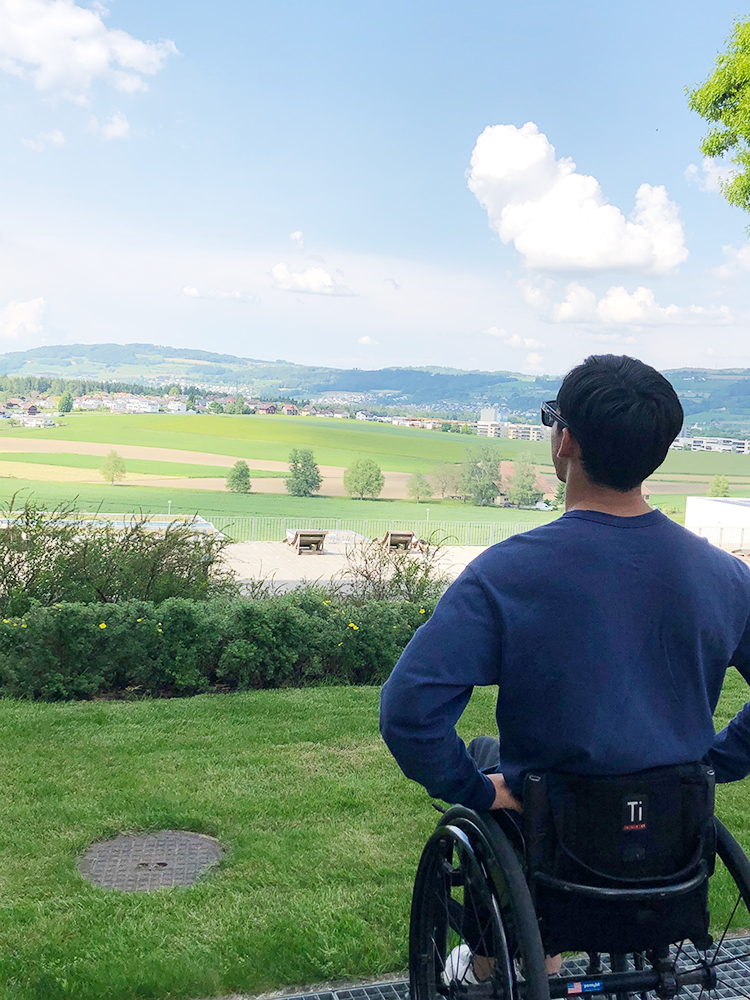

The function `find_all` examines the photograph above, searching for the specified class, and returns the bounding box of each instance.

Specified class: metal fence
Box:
[208,516,541,546]
[688,525,750,551]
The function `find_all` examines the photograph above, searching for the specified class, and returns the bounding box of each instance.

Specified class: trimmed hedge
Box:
[0,593,436,700]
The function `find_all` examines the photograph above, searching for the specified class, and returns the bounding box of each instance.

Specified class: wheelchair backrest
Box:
[521,762,716,955]
[523,761,715,885]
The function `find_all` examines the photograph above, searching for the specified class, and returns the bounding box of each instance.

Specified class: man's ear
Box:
[556,427,580,461]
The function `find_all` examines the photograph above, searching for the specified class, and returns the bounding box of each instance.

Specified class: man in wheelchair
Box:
[379,355,750,1000]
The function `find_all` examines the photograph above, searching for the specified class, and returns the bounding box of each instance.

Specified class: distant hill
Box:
[0,343,558,413]
[3,343,750,427]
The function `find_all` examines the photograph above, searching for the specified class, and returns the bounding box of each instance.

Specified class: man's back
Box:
[380,509,750,810]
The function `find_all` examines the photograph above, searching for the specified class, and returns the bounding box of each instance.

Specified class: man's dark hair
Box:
[556,355,683,492]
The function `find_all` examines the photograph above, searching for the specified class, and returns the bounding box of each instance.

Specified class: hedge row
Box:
[0,593,436,700]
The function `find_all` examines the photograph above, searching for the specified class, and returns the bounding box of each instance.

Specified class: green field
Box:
[0,478,558,524]
[0,679,748,1000]
[5,413,750,478]
[0,413,544,472]
[0,452,284,478]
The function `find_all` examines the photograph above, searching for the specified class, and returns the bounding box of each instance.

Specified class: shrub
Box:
[0,495,237,616]
[285,448,322,497]
[0,594,436,700]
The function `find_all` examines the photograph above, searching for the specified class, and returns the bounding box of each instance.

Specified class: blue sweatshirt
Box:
[380,509,750,812]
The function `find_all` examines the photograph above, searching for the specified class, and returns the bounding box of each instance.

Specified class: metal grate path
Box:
[281,936,750,1000]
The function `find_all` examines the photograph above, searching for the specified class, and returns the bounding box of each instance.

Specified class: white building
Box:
[165,400,187,414]
[126,398,160,414]
[688,436,750,454]
[17,415,55,428]
[507,424,551,442]
[685,497,750,551]
[477,408,504,438]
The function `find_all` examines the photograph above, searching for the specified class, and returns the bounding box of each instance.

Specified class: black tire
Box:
[409,806,549,1000]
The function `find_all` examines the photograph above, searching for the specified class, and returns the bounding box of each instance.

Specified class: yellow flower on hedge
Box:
[348,623,358,630]
[2,619,7,623]
[157,628,163,633]
[338,641,343,646]
[136,618,143,622]
[99,623,107,629]
[21,624,27,628]
[420,608,426,614]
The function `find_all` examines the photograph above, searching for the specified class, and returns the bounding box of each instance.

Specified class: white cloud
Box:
[551,282,733,326]
[270,262,353,296]
[182,286,258,303]
[685,156,735,194]
[21,128,65,150]
[94,110,129,139]
[0,0,177,100]
[468,122,687,273]
[485,326,543,348]
[713,244,750,280]
[289,230,304,249]
[525,352,544,369]
[384,276,400,290]
[358,335,378,345]
[0,296,45,339]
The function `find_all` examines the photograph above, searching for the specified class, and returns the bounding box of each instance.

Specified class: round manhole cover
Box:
[78,830,224,891]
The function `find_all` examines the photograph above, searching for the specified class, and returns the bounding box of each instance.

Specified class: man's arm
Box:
[707,609,750,782]
[379,565,502,811]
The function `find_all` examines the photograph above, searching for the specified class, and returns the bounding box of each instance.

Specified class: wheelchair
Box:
[409,762,750,1000]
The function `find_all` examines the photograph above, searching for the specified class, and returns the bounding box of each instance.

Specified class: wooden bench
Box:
[287,529,327,554]
[383,530,416,551]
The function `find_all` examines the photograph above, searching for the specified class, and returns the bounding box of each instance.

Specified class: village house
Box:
[281,403,298,415]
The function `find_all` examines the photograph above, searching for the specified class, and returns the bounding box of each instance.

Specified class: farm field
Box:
[0,477,558,525]
[0,678,747,1000]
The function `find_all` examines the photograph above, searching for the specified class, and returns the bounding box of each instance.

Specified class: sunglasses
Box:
[541,399,570,430]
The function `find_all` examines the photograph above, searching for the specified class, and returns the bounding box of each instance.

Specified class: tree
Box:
[58,391,73,413]
[688,18,750,217]
[433,463,461,498]
[286,448,322,497]
[459,446,501,506]
[100,450,126,485]
[506,453,543,508]
[708,474,731,497]
[208,401,224,414]
[554,481,566,509]
[407,472,433,502]
[343,458,385,499]
[226,460,251,494]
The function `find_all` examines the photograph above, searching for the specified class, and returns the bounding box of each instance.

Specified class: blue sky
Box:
[0,0,748,376]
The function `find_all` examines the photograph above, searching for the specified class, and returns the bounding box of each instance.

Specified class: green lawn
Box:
[0,679,748,1000]
[0,478,558,524]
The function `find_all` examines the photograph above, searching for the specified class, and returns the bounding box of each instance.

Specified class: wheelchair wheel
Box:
[409,806,549,1000]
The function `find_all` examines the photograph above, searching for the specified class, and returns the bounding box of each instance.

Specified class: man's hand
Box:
[487,772,523,812]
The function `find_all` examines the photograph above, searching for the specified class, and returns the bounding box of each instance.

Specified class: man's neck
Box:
[564,472,652,517]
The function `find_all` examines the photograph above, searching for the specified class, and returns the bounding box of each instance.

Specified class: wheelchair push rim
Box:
[409,807,549,1000]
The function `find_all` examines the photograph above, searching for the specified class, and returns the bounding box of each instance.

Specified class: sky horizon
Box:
[1,0,749,378]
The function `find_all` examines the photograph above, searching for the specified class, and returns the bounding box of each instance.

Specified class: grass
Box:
[4,413,750,479]
[0,413,551,472]
[0,678,748,1000]
[0,478,559,524]
[0,452,278,478]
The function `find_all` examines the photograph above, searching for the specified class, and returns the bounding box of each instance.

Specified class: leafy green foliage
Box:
[0,495,236,616]
[100,449,126,485]
[343,458,385,499]
[554,480,566,508]
[506,453,544,507]
[406,471,433,502]
[459,445,501,506]
[58,390,73,412]
[0,593,435,699]
[285,448,323,496]
[688,17,750,215]
[226,459,251,493]
[709,474,731,496]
